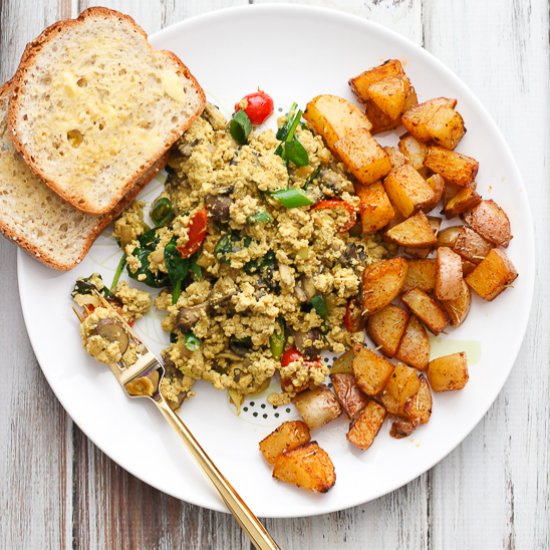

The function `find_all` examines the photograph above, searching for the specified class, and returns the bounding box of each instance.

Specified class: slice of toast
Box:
[8,7,205,214]
[0,79,165,270]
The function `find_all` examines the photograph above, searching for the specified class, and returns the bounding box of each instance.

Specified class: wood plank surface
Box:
[0,1,548,549]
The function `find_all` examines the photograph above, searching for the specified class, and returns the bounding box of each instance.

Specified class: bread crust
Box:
[7,7,205,214]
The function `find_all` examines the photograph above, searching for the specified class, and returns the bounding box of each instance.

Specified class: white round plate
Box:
[17,5,534,517]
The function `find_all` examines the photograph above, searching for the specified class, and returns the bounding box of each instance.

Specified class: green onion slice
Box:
[247,211,273,224]
[150,197,174,227]
[184,332,201,351]
[272,188,314,208]
[311,294,329,320]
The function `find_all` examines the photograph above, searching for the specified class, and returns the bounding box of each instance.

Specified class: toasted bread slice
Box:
[0,80,165,270]
[8,7,205,214]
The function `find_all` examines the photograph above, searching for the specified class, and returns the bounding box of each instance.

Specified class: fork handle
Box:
[153,396,280,550]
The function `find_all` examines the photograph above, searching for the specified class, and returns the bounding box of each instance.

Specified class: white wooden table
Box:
[1,1,548,548]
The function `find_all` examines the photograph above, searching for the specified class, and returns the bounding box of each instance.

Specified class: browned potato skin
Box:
[428,352,469,391]
[331,348,355,375]
[356,181,395,234]
[366,304,409,357]
[365,86,418,134]
[346,401,387,450]
[462,260,477,276]
[361,257,408,315]
[384,164,435,218]
[259,421,311,465]
[465,248,518,300]
[331,373,369,419]
[385,211,438,248]
[390,418,417,438]
[401,288,450,335]
[293,385,342,430]
[398,133,428,170]
[463,199,512,247]
[442,279,472,327]
[403,376,432,424]
[349,59,406,101]
[402,97,456,142]
[425,105,466,150]
[402,259,437,293]
[369,76,410,120]
[378,363,421,416]
[443,186,482,218]
[424,146,479,187]
[334,129,392,185]
[437,226,462,248]
[352,344,395,396]
[384,146,408,169]
[453,227,493,264]
[435,246,464,301]
[272,441,336,493]
[395,315,431,371]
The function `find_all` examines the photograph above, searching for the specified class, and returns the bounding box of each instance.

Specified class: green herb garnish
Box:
[110,253,127,290]
[184,332,201,351]
[164,240,189,304]
[275,103,309,167]
[247,211,273,224]
[269,317,286,360]
[311,294,329,320]
[230,110,252,145]
[272,188,314,208]
[150,197,175,227]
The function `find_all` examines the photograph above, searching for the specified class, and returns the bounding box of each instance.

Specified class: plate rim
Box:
[16,3,535,517]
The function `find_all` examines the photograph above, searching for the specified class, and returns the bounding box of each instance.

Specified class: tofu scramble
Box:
[75,102,388,411]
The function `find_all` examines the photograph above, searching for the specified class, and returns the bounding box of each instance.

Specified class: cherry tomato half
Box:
[177,208,208,259]
[234,90,274,125]
[311,200,357,232]
[344,297,363,332]
[280,347,303,367]
[280,347,322,393]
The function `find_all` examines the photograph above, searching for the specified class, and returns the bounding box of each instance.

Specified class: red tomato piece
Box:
[234,90,274,125]
[344,297,363,332]
[281,347,303,367]
[280,348,323,393]
[177,208,208,259]
[311,200,357,232]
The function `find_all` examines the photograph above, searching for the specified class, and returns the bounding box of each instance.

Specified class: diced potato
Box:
[401,97,456,142]
[428,352,469,391]
[465,248,518,300]
[403,376,432,424]
[398,133,428,170]
[384,146,408,169]
[395,315,431,371]
[303,94,372,151]
[390,418,417,438]
[425,105,466,150]
[401,288,449,335]
[378,363,421,416]
[443,186,482,218]
[442,180,463,205]
[330,373,369,419]
[427,215,442,235]
[356,181,395,233]
[334,129,392,185]
[365,86,418,134]
[346,401,386,450]
[368,76,409,120]
[273,441,335,493]
[403,247,431,259]
[422,174,446,212]
[259,421,311,465]
[463,199,512,247]
[453,227,493,264]
[462,260,477,276]
[349,59,406,102]
[331,348,355,375]
[384,164,435,217]
[293,385,342,430]
[402,259,437,293]
[385,211,438,248]
[366,304,409,357]
[442,279,471,327]
[437,225,462,248]
[352,344,395,396]
[362,257,408,315]
[424,146,479,187]
[435,246,464,301]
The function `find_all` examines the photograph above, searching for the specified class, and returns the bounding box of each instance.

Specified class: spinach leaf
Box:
[164,240,189,303]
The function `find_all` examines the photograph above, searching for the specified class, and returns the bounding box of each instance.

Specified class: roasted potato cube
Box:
[395,315,430,371]
[334,129,392,185]
[462,260,477,276]
[401,288,449,335]
[425,105,466,150]
[427,215,442,235]
[349,59,406,102]
[259,421,311,464]
[403,259,437,293]
[384,164,435,217]
[352,344,395,396]
[401,97,456,142]
[368,76,409,120]
[443,186,482,218]
[463,199,512,247]
[442,279,471,327]
[293,385,342,430]
[390,418,417,438]
[356,181,395,234]
[273,441,335,493]
[403,376,432,424]
[331,373,369,419]
[362,257,408,315]
[384,146,408,169]
[428,352,469,391]
[331,348,355,375]
[385,211,438,248]
[366,304,409,357]
[403,247,431,259]
[303,94,372,151]
[422,174,446,212]
[442,180,463,205]
[424,146,479,187]
[346,401,386,450]
[398,133,428,170]
[435,246,464,301]
[378,363,421,416]
[437,225,462,248]
[465,248,518,300]
[365,86,418,134]
[453,227,493,264]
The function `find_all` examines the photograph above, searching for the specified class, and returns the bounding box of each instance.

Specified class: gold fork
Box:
[73,293,280,550]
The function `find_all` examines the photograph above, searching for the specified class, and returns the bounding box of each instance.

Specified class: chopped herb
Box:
[311,294,329,320]
[269,317,286,360]
[230,110,252,145]
[150,197,175,227]
[285,139,309,167]
[247,211,273,224]
[164,240,189,304]
[302,166,321,189]
[184,332,201,351]
[272,188,314,208]
[110,253,127,290]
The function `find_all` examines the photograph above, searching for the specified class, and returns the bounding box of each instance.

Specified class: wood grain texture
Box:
[0,1,548,549]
